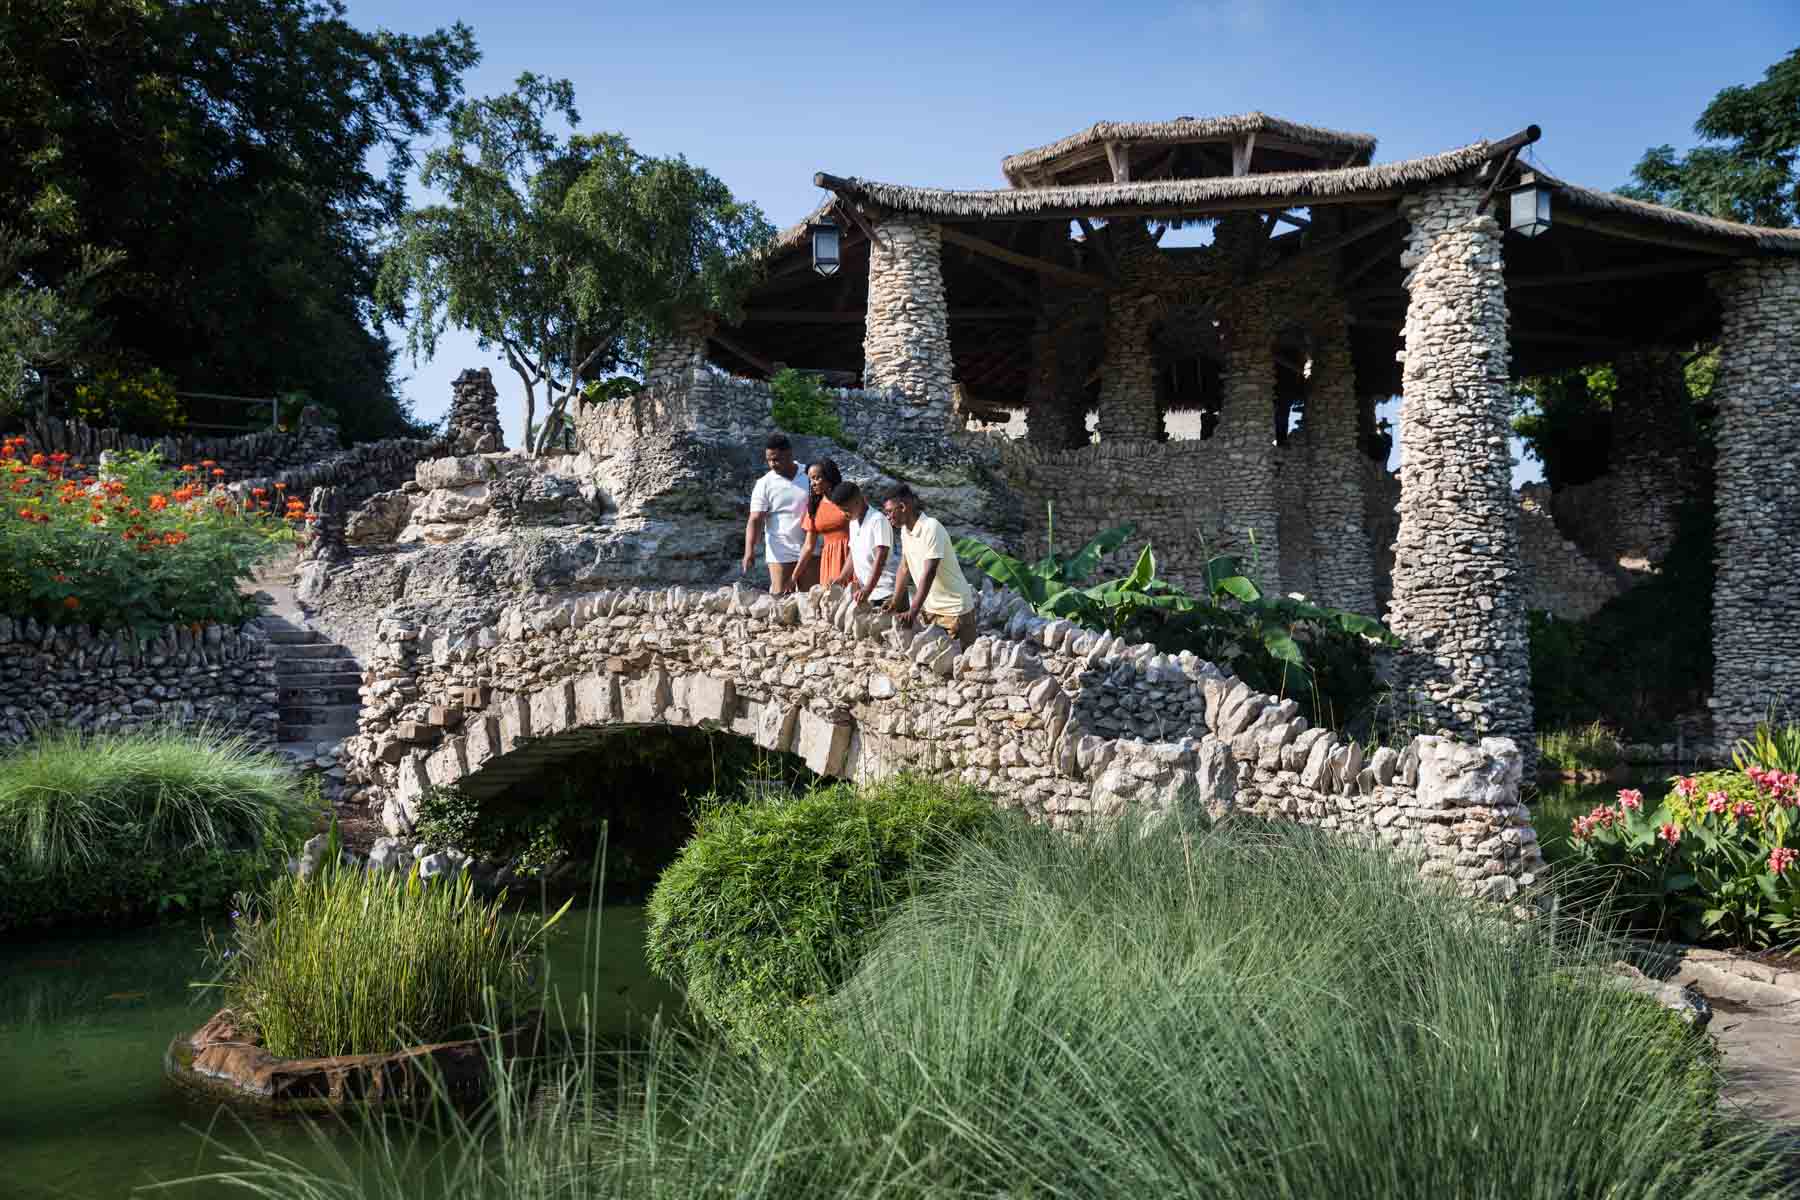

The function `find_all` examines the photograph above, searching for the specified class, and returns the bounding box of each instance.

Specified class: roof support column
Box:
[1388,185,1532,749]
[1707,259,1800,746]
[1610,348,1694,565]
[644,313,714,394]
[1305,306,1375,613]
[862,217,954,429]
[1026,310,1088,449]
[1096,221,1161,444]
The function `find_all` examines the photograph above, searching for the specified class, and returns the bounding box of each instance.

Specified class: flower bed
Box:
[1568,764,1800,946]
[0,436,310,632]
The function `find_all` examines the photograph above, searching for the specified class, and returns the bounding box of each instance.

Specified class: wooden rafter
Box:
[707,330,776,375]
[1231,132,1258,177]
[959,251,1041,305]
[1105,141,1132,183]
[1071,218,1117,279]
[940,226,1114,290]
[743,308,1033,324]
[1554,209,1751,259]
[1506,258,1726,291]
[1262,208,1403,280]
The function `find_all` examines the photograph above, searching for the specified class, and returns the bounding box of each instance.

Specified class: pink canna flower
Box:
[1733,800,1758,821]
[1659,822,1682,846]
[1771,847,1798,876]
[1707,791,1731,815]
[1617,788,1644,812]
[1675,776,1700,799]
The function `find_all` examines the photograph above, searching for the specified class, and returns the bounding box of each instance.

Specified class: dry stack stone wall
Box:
[863,218,954,433]
[1708,259,1800,742]
[1096,223,1162,444]
[343,583,1537,900]
[1300,309,1376,613]
[0,618,277,746]
[446,368,506,454]
[1387,185,1532,749]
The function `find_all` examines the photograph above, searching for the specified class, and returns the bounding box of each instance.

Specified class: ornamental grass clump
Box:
[210,853,568,1058]
[204,812,1780,1199]
[0,437,311,631]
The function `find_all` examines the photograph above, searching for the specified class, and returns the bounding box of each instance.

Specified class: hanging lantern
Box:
[810,221,842,276]
[1508,173,1552,238]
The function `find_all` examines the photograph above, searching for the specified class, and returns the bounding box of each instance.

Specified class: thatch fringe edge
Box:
[1001,112,1378,185]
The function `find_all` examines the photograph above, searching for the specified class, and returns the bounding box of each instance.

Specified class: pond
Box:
[0,905,679,1200]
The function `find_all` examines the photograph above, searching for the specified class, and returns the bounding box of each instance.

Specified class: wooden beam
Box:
[707,331,776,376]
[1232,133,1257,177]
[743,308,1034,324]
[1105,141,1131,183]
[959,251,1040,305]
[1262,208,1404,279]
[1506,258,1726,291]
[941,225,1113,289]
[1508,295,1614,336]
[1341,231,1404,288]
[1071,218,1118,279]
[1551,209,1751,259]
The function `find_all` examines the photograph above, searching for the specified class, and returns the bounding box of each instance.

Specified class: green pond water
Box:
[0,905,680,1200]
[1530,773,1677,868]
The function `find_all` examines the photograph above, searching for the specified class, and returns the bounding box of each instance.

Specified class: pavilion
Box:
[650,113,1800,751]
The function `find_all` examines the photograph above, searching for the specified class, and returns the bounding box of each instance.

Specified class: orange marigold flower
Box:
[29,453,46,467]
[274,482,286,490]
[48,452,68,464]
[88,513,104,525]
[200,459,216,467]
[252,487,267,497]
[181,464,196,473]
[304,512,319,522]
[63,596,79,610]
[163,530,189,546]
[211,468,225,477]
[148,494,168,511]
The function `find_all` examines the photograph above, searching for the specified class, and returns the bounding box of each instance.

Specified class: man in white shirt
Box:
[828,481,898,605]
[742,433,809,593]
[884,484,977,649]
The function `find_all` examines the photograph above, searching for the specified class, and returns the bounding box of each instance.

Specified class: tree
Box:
[0,227,120,426]
[1621,49,1800,227]
[0,1,479,440]
[377,74,775,455]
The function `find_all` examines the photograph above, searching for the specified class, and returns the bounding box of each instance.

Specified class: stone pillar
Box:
[1025,315,1088,448]
[1096,222,1161,443]
[447,368,506,454]
[1388,185,1531,747]
[1609,348,1693,564]
[1708,260,1800,745]
[643,313,715,394]
[863,218,954,428]
[1215,286,1281,591]
[1304,309,1375,613]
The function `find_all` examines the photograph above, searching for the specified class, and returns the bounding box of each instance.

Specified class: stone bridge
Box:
[343,584,1540,899]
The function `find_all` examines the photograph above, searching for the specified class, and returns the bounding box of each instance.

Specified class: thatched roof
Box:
[1541,172,1800,253]
[1001,112,1378,186]
[821,140,1498,221]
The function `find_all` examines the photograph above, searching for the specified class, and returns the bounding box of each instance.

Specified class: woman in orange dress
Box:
[790,458,847,592]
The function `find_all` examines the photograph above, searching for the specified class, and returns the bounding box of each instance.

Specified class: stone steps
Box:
[254,613,363,745]
[279,683,361,706]
[277,656,361,677]
[278,702,362,726]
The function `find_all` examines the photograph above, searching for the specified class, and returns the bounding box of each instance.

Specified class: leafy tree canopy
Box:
[376,73,775,454]
[0,0,479,441]
[1620,48,1800,227]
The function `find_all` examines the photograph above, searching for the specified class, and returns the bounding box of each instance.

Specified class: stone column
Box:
[1609,348,1693,564]
[447,368,505,454]
[1025,315,1088,448]
[863,217,954,429]
[1095,221,1162,443]
[1304,309,1375,613]
[1215,286,1281,591]
[1387,185,1531,747]
[643,313,715,394]
[1707,260,1800,745]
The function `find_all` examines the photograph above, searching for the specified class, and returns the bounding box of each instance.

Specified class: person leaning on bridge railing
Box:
[884,484,977,650]
[828,480,898,607]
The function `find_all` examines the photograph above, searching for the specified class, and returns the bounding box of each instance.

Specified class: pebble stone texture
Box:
[1387,185,1533,749]
[1516,486,1624,620]
[1708,259,1800,743]
[1212,215,1286,593]
[1607,348,1695,565]
[1096,222,1163,444]
[863,218,955,434]
[445,368,506,454]
[341,582,1539,900]
[0,617,278,747]
[1025,306,1091,450]
[1297,306,1377,614]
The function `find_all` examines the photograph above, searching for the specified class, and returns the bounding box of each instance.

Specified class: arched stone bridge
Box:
[344,583,1540,899]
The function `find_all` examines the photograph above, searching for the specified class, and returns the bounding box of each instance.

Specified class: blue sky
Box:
[351,0,1797,479]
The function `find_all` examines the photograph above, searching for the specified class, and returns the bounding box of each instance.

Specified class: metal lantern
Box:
[810,221,842,276]
[1508,173,1552,238]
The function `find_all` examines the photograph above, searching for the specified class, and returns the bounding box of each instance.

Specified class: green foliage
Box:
[377,73,774,454]
[644,774,1001,1055]
[1512,364,1617,488]
[768,368,848,443]
[212,814,1778,1199]
[70,365,183,434]
[0,445,304,632]
[956,510,1394,730]
[1567,767,1800,946]
[1536,721,1625,772]
[1621,49,1800,227]
[0,727,313,935]
[205,852,568,1058]
[1734,717,1800,775]
[0,225,121,418]
[0,0,473,441]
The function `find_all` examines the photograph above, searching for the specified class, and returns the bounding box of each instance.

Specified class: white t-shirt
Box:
[848,507,899,601]
[750,464,809,563]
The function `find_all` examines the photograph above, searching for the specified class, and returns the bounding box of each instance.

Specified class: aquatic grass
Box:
[194,810,1791,1199]
[0,724,305,874]
[1538,719,1625,771]
[210,854,569,1059]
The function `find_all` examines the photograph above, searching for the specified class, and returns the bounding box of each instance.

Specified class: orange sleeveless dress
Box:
[804,499,851,588]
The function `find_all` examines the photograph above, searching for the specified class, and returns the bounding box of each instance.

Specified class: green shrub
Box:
[207,851,568,1058]
[211,814,1777,1199]
[1735,717,1800,775]
[768,367,848,444]
[0,726,312,934]
[1537,721,1625,771]
[644,773,1000,1054]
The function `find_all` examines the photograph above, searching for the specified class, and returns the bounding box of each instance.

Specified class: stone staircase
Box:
[255,614,363,759]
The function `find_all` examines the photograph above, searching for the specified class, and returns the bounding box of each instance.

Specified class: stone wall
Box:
[0,618,278,746]
[863,218,955,435]
[1517,486,1624,620]
[340,583,1537,900]
[1708,259,1800,742]
[1387,186,1532,748]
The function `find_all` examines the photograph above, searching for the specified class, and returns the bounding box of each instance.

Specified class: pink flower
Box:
[1571,816,1592,841]
[1771,846,1798,876]
[1707,791,1731,815]
[1617,788,1644,811]
[1734,800,1758,821]
[1675,776,1700,799]
[1659,822,1682,846]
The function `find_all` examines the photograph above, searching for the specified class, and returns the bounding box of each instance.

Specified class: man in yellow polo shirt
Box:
[883,484,977,649]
